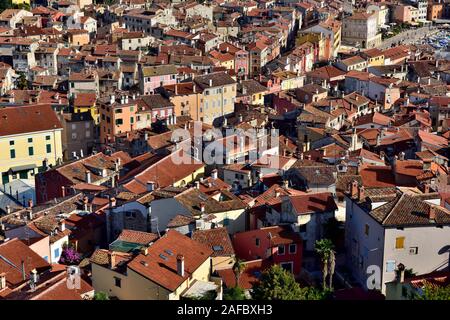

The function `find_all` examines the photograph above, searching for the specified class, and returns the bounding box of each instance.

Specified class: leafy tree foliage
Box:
[223,286,246,300]
[416,285,450,300]
[93,291,109,300]
[251,265,303,300]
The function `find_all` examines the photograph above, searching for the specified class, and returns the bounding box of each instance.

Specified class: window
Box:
[130,117,134,124]
[115,119,123,125]
[364,224,370,236]
[9,140,14,145]
[28,138,33,143]
[289,244,297,254]
[46,135,50,140]
[386,260,396,272]
[278,245,285,255]
[255,238,260,247]
[54,248,60,258]
[114,277,122,288]
[28,147,34,156]
[395,237,405,249]
[46,144,51,153]
[299,224,307,233]
[280,262,293,273]
[10,149,15,159]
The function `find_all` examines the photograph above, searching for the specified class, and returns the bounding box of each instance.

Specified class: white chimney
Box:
[209,79,213,87]
[110,95,115,104]
[59,221,66,232]
[176,255,185,277]
[211,169,218,180]
[0,273,6,290]
[195,181,200,189]
[85,171,92,183]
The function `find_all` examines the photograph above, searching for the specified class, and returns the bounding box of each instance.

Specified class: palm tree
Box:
[315,239,335,290]
[232,259,246,288]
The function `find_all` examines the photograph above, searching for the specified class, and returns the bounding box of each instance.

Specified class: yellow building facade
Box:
[1,129,63,184]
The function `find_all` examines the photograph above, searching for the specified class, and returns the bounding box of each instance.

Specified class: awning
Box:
[9,164,37,172]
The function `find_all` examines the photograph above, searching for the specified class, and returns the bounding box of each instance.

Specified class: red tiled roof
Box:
[289,192,338,215]
[0,238,52,288]
[127,230,213,291]
[0,104,62,136]
[117,229,158,245]
[217,259,270,289]
[123,150,205,194]
[192,227,235,257]
[360,165,396,187]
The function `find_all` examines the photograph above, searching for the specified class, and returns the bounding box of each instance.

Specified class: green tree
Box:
[17,72,28,90]
[93,291,109,300]
[223,286,246,300]
[315,239,336,290]
[232,259,246,288]
[298,286,331,300]
[0,0,13,11]
[251,265,303,300]
[416,285,450,300]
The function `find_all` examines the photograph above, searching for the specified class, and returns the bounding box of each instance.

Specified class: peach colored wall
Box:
[29,236,51,263]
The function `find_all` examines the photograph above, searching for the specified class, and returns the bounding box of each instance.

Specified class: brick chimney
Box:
[176,254,185,277]
[429,206,436,220]
[423,183,430,194]
[350,180,359,198]
[358,185,365,202]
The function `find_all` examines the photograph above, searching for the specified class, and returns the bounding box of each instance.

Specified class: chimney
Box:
[109,197,116,208]
[61,186,65,198]
[110,95,115,104]
[350,180,359,198]
[83,196,89,211]
[194,181,200,189]
[59,221,66,231]
[423,183,430,194]
[27,199,33,209]
[397,263,405,283]
[147,181,155,192]
[0,273,6,290]
[209,79,212,87]
[21,260,26,281]
[200,202,205,213]
[5,205,11,214]
[211,169,218,180]
[398,152,405,161]
[429,206,436,221]
[283,180,289,189]
[275,188,281,198]
[358,185,365,202]
[176,254,185,277]
[85,171,92,183]
[109,252,117,269]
